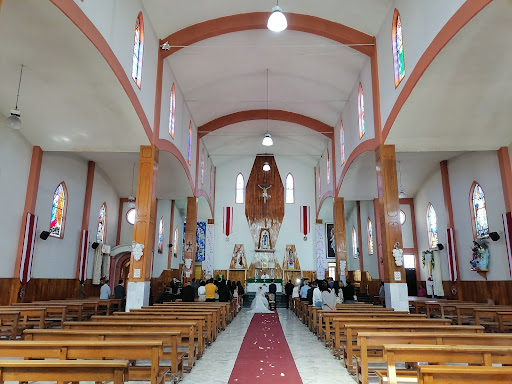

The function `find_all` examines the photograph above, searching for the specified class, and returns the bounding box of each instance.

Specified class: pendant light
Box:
[267,1,287,32]
[5,64,24,130]
[128,162,136,208]
[263,162,271,172]
[262,69,274,146]
[398,161,407,198]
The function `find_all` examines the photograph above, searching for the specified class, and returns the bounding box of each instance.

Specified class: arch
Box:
[358,83,365,139]
[392,9,405,88]
[198,109,333,139]
[340,121,345,165]
[285,173,294,204]
[96,202,107,243]
[160,12,375,58]
[169,83,176,138]
[158,216,164,254]
[131,12,144,88]
[49,181,68,239]
[235,173,245,204]
[469,181,489,239]
[427,203,438,249]
[367,217,374,255]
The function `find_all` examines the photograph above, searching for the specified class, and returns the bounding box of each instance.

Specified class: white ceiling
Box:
[0,0,148,152]
[142,0,393,38]
[386,1,512,152]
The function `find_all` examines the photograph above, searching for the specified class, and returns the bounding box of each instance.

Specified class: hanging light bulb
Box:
[128,162,136,208]
[262,133,273,146]
[263,162,271,172]
[5,64,24,130]
[267,3,287,32]
[398,160,407,198]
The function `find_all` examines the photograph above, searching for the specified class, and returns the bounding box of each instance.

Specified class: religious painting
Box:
[96,203,106,243]
[325,223,335,258]
[258,228,272,250]
[229,244,247,269]
[282,245,300,270]
[157,217,164,254]
[196,221,206,261]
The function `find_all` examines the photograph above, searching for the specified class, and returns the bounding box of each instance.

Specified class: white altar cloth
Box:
[247,282,282,293]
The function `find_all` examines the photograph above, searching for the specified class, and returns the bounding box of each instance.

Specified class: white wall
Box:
[0,120,33,277]
[119,201,134,245]
[376,0,465,127]
[152,199,172,278]
[360,200,379,278]
[214,155,316,272]
[400,203,414,249]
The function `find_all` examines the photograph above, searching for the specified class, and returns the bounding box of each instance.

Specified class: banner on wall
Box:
[503,212,512,277]
[446,228,458,281]
[204,224,214,278]
[20,212,38,285]
[223,207,233,237]
[300,206,310,239]
[315,224,326,280]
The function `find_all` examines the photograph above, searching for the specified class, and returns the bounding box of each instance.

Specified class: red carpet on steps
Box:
[228,312,303,383]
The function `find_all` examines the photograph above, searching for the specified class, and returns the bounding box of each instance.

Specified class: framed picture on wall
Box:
[325,223,335,258]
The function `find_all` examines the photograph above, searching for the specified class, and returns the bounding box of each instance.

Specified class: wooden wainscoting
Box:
[418,280,512,305]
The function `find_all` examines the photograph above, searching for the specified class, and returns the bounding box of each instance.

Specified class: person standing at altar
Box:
[261,272,270,279]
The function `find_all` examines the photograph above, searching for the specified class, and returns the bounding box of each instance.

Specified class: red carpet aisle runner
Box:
[228,313,303,383]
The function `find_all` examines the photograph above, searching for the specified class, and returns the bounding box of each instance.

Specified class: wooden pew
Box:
[24,328,184,378]
[384,344,512,384]
[0,359,129,384]
[15,301,84,321]
[357,332,512,384]
[62,320,198,367]
[155,302,229,329]
[0,340,167,384]
[497,311,512,332]
[0,311,19,339]
[5,305,67,328]
[308,305,392,332]
[417,366,512,384]
[0,307,46,331]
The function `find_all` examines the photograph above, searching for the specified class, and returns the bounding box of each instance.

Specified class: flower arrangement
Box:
[470,239,489,271]
[421,249,435,269]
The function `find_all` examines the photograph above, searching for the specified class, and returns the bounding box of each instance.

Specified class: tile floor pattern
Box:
[180,308,356,384]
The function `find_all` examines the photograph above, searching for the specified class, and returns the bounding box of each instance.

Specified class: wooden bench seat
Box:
[5,305,67,328]
[23,328,184,377]
[0,311,19,340]
[0,359,129,384]
[0,307,46,332]
[155,303,229,329]
[357,332,512,384]
[0,340,167,384]
[417,365,512,384]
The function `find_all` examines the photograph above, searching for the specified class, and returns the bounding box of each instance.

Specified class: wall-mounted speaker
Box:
[168,243,173,248]
[91,242,99,249]
[489,232,500,241]
[437,243,444,250]
[39,231,50,240]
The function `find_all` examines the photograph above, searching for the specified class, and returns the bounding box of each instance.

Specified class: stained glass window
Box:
[96,203,106,243]
[187,121,192,165]
[131,12,144,88]
[352,227,358,258]
[173,227,179,257]
[471,182,489,238]
[326,149,330,185]
[169,83,175,138]
[50,182,67,238]
[400,210,406,225]
[126,208,135,225]
[358,83,365,139]
[158,217,164,254]
[367,218,374,255]
[201,148,205,185]
[427,203,438,249]
[340,121,345,165]
[285,173,294,204]
[392,9,405,88]
[235,173,244,204]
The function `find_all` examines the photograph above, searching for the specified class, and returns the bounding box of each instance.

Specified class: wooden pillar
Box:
[333,197,347,281]
[375,145,407,310]
[356,201,365,278]
[126,145,158,311]
[440,160,459,281]
[75,161,95,280]
[10,146,43,304]
[167,200,175,269]
[183,197,198,283]
[373,198,385,280]
[498,147,512,213]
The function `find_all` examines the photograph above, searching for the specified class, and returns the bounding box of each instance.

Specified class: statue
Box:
[288,248,295,269]
[258,184,272,203]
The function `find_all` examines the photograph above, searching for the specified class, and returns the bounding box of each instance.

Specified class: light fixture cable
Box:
[14,64,24,111]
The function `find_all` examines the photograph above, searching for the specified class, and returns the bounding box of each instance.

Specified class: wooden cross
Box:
[185,241,193,252]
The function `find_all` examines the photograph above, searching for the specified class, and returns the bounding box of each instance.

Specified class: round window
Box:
[126,208,136,225]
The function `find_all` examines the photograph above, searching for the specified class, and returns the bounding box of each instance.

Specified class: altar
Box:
[246,279,283,293]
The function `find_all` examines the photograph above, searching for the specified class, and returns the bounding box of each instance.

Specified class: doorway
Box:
[404,254,417,296]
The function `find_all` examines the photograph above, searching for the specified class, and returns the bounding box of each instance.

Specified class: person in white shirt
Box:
[100,279,111,299]
[312,281,322,308]
[292,284,300,298]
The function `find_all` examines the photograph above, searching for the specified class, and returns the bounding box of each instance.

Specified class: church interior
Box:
[1,0,512,383]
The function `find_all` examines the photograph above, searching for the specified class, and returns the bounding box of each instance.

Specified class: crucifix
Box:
[258,182,272,217]
[185,241,193,252]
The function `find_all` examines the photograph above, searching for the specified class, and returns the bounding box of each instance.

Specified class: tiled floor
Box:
[180,308,356,384]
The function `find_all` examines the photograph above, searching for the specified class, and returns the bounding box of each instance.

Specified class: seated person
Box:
[417,284,427,297]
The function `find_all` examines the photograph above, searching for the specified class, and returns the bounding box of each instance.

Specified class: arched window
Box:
[235,173,244,204]
[173,226,179,257]
[49,182,67,238]
[201,148,205,185]
[427,203,438,249]
[96,203,107,243]
[209,166,213,198]
[352,227,358,258]
[187,121,192,165]
[317,167,321,199]
[131,12,144,88]
[367,218,374,255]
[358,83,365,139]
[169,83,176,138]
[470,182,489,239]
[340,121,345,165]
[285,173,294,204]
[158,217,164,254]
[126,208,136,225]
[326,149,330,185]
[392,9,405,88]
